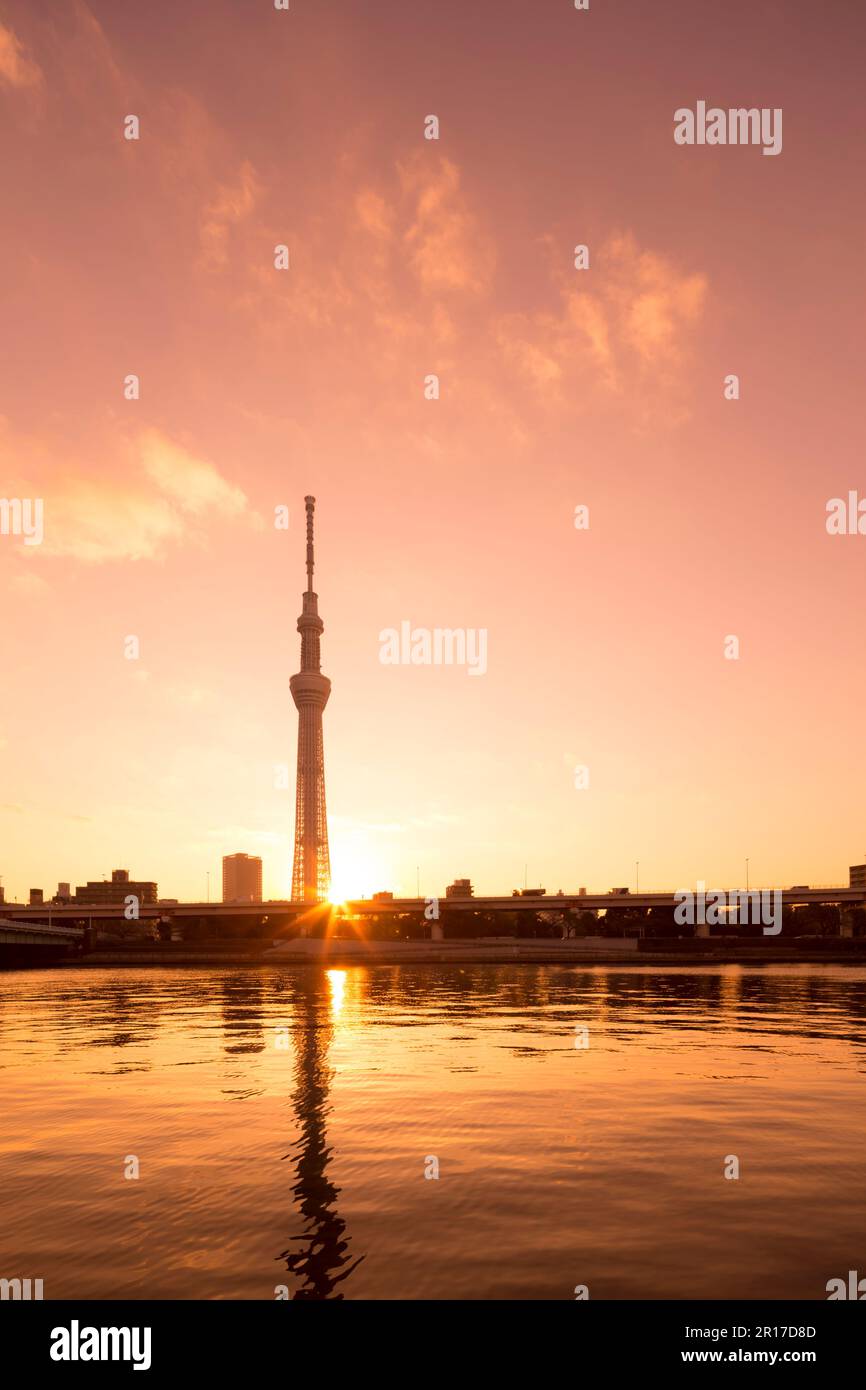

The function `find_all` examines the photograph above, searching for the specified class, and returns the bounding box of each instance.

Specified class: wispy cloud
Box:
[496,232,708,416]
[217,151,706,432]
[0,23,42,89]
[138,429,248,521]
[0,423,256,564]
[400,154,494,294]
[198,160,261,272]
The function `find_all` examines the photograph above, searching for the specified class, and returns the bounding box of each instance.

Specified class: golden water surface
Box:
[2,963,865,1299]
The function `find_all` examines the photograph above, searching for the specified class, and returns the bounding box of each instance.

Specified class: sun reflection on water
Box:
[326,969,347,1017]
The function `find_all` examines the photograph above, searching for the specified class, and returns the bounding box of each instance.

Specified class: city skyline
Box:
[6,848,866,911]
[2,1,865,905]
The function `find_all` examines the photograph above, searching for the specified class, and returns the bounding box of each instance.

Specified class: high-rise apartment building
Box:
[222,853,263,904]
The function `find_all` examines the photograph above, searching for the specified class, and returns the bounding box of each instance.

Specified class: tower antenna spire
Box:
[305,494,315,593]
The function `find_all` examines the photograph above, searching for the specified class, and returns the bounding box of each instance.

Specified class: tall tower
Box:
[290,496,332,902]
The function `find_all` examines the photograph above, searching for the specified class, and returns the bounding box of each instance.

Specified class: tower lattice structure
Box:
[290,496,332,902]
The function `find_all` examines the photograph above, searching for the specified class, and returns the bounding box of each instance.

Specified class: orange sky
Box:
[1,0,865,903]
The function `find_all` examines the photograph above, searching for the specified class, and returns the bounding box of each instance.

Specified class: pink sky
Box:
[1,0,865,903]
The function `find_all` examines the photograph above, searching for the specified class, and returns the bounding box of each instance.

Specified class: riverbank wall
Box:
[33,935,866,968]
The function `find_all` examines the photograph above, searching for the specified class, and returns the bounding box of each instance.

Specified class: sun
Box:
[327,840,391,905]
[327,853,367,905]
[327,873,360,905]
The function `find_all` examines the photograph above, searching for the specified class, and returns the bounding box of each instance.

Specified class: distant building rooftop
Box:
[446,878,474,898]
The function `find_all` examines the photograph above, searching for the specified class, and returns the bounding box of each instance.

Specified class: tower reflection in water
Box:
[277,969,364,1298]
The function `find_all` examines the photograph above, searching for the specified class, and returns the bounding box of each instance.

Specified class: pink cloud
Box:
[0,22,42,89]
[495,233,708,413]
[198,161,261,272]
[0,422,255,565]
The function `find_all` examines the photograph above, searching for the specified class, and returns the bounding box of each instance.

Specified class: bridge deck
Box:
[1,885,864,927]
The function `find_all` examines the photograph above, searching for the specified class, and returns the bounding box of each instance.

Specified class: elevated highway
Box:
[1,883,863,931]
[343,887,866,915]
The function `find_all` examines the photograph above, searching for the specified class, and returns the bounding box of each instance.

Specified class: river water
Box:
[2,963,864,1299]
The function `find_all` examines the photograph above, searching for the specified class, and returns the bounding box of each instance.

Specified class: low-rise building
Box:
[74,869,158,906]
